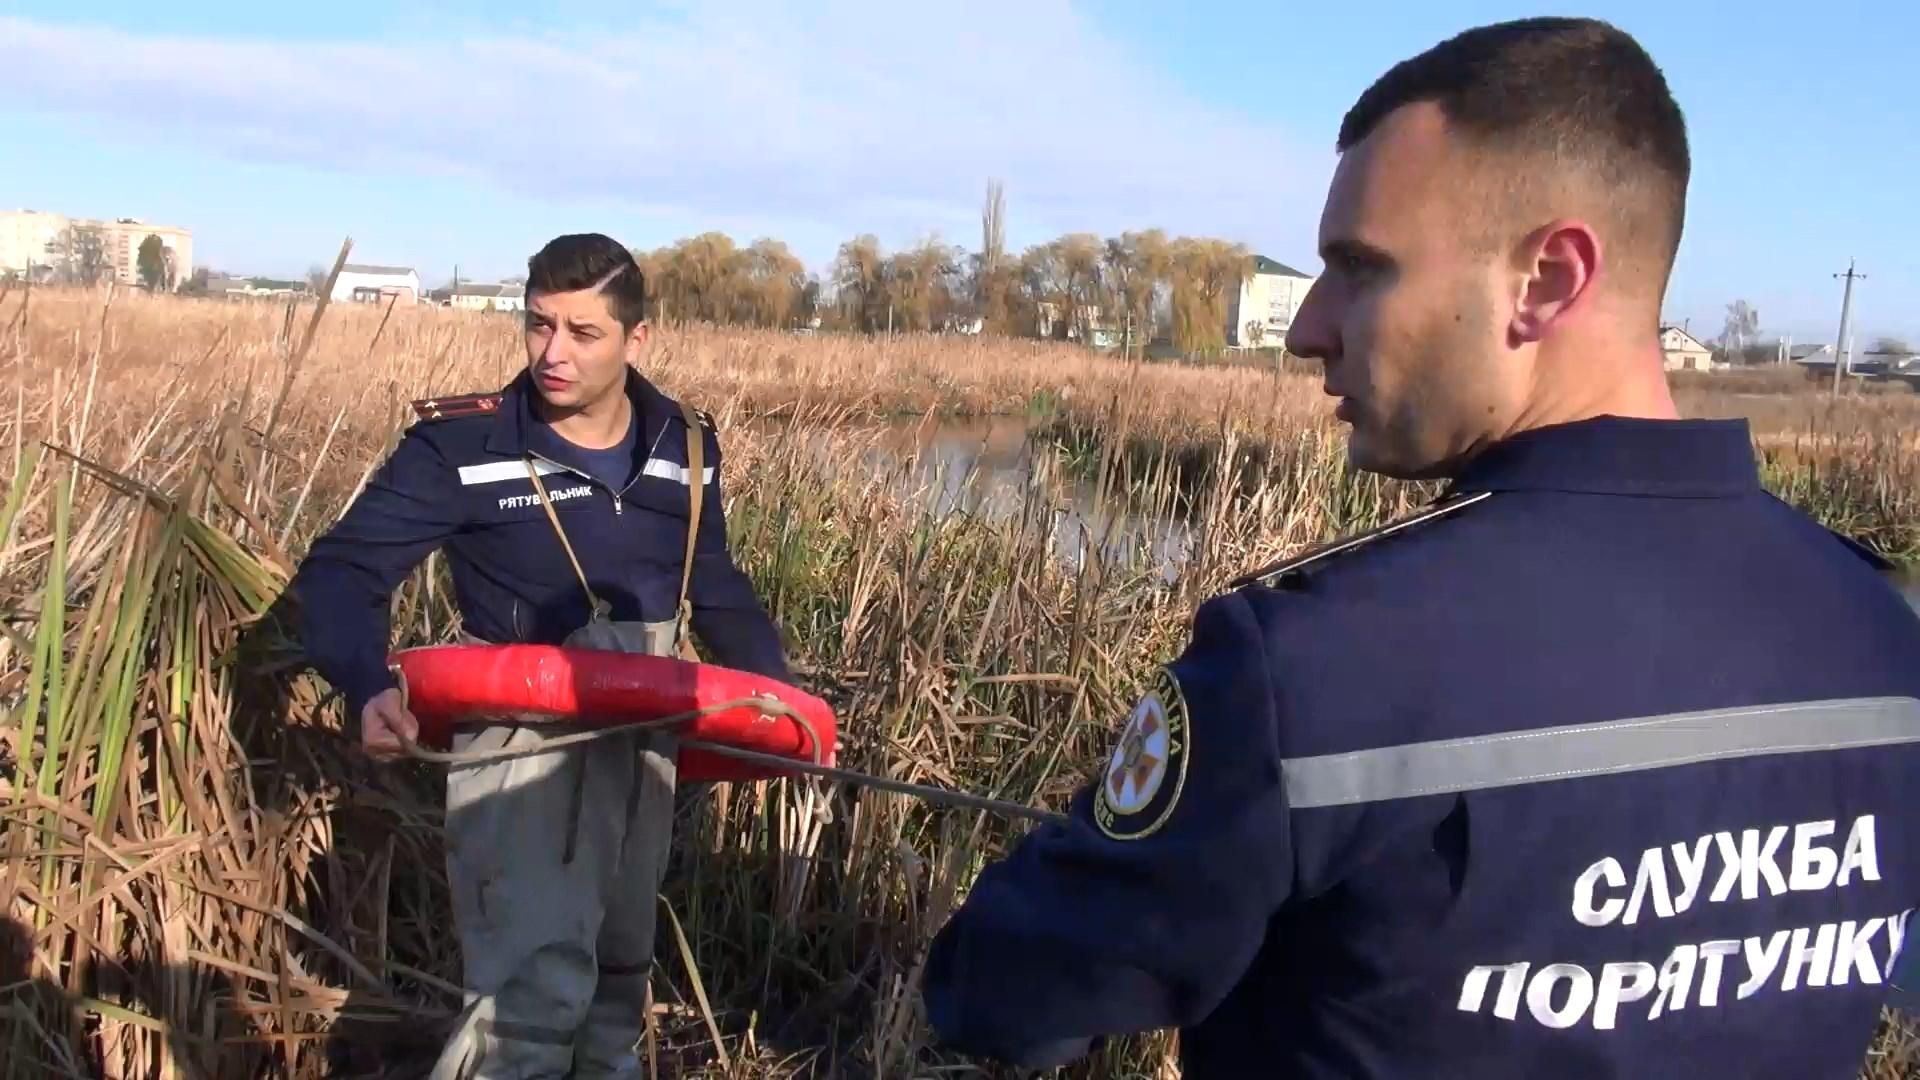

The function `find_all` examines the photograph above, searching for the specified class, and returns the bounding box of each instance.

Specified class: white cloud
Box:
[0,4,1334,264]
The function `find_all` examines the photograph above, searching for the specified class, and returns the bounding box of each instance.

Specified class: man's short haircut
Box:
[527,233,647,331]
[1339,17,1690,293]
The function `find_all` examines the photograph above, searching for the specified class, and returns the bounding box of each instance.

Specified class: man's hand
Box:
[361,688,419,760]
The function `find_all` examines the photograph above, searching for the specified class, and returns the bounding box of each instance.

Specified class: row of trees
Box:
[629,181,1262,356]
[631,235,816,331]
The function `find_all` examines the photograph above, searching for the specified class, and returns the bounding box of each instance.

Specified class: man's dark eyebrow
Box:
[1320,237,1393,265]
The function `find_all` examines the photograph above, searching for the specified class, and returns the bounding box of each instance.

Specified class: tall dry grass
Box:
[1,286,1915,1078]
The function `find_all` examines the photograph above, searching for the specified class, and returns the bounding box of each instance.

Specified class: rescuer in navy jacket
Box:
[292,234,789,1077]
[294,352,789,720]
[922,19,1920,1078]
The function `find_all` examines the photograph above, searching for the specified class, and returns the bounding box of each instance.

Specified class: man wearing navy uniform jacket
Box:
[293,233,788,1079]
[922,18,1920,1078]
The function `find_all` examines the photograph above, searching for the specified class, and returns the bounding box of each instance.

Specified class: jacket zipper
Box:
[613,473,645,515]
[618,419,674,516]
[530,416,668,516]
[525,451,621,513]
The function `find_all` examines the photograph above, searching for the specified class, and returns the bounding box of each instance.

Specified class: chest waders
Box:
[428,403,707,1080]
[519,399,708,861]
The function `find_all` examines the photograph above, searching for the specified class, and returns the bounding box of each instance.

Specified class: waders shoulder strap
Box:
[523,455,598,864]
[675,402,706,660]
[524,457,610,622]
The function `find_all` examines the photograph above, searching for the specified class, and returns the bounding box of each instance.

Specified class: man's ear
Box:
[625,319,651,362]
[1510,219,1600,345]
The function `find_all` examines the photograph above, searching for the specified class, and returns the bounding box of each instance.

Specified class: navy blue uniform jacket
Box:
[293,368,788,720]
[922,416,1920,1078]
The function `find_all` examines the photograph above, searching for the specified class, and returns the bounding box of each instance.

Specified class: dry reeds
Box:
[2,286,1915,1078]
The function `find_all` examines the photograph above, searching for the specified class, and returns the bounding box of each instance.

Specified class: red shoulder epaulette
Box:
[410,393,503,422]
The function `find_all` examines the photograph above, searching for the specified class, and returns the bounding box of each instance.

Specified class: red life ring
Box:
[387,643,837,783]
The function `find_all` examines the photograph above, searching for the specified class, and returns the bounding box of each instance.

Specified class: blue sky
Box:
[2,1,1913,344]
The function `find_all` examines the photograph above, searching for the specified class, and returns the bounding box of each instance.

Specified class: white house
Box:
[1227,256,1316,349]
[449,282,525,312]
[1659,325,1714,372]
[332,263,421,305]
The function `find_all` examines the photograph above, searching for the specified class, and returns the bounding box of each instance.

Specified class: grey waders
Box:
[428,403,709,1080]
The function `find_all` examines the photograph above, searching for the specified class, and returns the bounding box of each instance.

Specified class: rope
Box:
[392,695,796,765]
[387,678,1068,827]
[667,739,1070,827]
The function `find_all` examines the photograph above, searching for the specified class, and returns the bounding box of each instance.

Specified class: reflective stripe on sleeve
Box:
[641,458,716,486]
[1282,697,1920,809]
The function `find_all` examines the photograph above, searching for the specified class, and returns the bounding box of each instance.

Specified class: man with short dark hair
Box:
[921,18,1920,1077]
[295,232,789,1078]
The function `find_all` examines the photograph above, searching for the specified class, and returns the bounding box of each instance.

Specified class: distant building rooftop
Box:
[1252,255,1312,278]
[341,263,416,276]
[452,282,524,298]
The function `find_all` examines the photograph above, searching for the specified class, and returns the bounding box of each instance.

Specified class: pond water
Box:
[757,414,1920,614]
[756,414,1195,580]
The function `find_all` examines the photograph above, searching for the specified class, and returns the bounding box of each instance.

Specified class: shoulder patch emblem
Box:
[1229,489,1493,591]
[411,393,503,422]
[1094,668,1191,841]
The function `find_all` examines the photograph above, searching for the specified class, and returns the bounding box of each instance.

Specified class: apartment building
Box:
[0,209,194,289]
[0,210,70,277]
[1226,255,1316,349]
[99,219,194,289]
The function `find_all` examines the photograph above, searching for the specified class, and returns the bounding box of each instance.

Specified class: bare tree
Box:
[46,223,108,286]
[975,179,1012,333]
[1720,300,1759,359]
[980,179,1005,281]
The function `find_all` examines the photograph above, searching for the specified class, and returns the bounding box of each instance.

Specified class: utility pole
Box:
[1831,259,1866,398]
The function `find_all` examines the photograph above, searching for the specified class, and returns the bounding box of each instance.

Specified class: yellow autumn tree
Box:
[1169,237,1251,357]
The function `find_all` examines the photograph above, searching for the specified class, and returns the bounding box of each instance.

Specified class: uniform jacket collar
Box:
[483,367,680,460]
[1449,415,1761,498]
